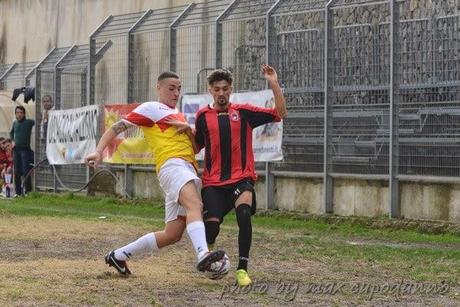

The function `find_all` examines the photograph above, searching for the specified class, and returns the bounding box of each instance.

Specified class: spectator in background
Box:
[0,138,14,197]
[10,106,35,196]
[40,95,54,140]
[0,137,7,167]
[0,137,8,177]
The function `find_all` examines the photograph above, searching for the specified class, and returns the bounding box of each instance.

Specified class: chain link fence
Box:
[272,0,326,173]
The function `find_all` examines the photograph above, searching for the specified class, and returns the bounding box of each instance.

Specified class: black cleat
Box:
[196,250,225,272]
[105,251,131,275]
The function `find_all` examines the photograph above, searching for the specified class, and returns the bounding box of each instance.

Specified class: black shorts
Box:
[202,178,257,223]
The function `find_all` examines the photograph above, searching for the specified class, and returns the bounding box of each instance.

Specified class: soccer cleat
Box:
[236,269,252,286]
[196,250,225,272]
[105,251,131,276]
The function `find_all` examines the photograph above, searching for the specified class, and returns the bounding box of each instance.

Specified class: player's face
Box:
[157,78,182,107]
[209,80,232,109]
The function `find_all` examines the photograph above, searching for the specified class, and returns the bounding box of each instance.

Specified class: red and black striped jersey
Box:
[195,103,281,187]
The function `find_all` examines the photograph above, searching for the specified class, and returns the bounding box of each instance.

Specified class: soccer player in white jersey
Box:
[85,72,225,275]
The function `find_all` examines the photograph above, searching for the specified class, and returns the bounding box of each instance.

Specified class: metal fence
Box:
[397,9,460,178]
[5,0,460,216]
[219,0,276,92]
[0,62,37,90]
[84,0,460,215]
[33,46,73,191]
[30,42,111,192]
[174,0,232,94]
[130,5,191,102]
[271,0,326,173]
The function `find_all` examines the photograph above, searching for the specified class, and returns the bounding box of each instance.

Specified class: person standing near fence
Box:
[40,95,54,141]
[0,138,14,197]
[10,106,35,197]
[85,72,225,276]
[194,64,287,286]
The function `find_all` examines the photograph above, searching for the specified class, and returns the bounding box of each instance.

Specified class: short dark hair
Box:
[207,69,233,86]
[158,72,179,82]
[15,106,26,114]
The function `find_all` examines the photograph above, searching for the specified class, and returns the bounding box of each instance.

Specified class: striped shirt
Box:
[195,103,280,187]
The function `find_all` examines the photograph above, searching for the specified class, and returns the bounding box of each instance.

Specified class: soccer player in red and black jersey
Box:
[194,64,287,286]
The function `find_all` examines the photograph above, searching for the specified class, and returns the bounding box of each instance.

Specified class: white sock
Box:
[114,232,158,261]
[186,221,209,260]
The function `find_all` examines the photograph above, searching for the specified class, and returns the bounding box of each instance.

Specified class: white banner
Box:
[46,105,99,165]
[182,90,283,161]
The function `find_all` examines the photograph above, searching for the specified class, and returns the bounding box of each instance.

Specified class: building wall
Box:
[0,0,204,64]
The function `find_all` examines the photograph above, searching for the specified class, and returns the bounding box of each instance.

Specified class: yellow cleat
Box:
[236,269,252,286]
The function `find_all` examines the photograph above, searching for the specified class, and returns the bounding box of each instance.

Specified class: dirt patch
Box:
[1,215,459,306]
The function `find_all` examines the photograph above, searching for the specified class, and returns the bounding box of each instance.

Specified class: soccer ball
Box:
[204,254,230,280]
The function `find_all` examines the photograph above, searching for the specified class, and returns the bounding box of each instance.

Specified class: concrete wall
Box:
[0,0,203,65]
[118,171,460,223]
[400,182,460,222]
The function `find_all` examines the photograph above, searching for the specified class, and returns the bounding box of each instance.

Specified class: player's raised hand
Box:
[165,119,192,134]
[261,64,278,83]
[85,151,102,168]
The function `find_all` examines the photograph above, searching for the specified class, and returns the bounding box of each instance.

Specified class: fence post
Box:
[88,15,113,106]
[34,70,42,192]
[169,4,195,72]
[123,10,152,199]
[0,63,17,89]
[87,15,113,196]
[55,46,76,110]
[264,0,283,210]
[128,9,152,103]
[389,0,400,218]
[26,48,55,191]
[124,164,134,199]
[323,0,336,214]
[215,0,239,69]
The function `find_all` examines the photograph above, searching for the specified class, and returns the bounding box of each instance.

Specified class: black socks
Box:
[235,204,252,271]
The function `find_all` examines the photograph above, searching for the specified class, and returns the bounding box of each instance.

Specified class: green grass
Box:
[1,192,459,305]
[287,233,460,282]
[2,192,459,246]
[0,192,164,224]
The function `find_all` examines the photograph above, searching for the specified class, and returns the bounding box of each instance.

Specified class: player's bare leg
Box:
[178,180,225,271]
[105,219,186,275]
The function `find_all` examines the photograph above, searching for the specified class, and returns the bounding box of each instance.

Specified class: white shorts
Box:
[157,158,201,223]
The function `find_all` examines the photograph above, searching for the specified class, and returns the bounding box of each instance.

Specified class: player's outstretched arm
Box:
[84,120,131,168]
[262,64,287,119]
